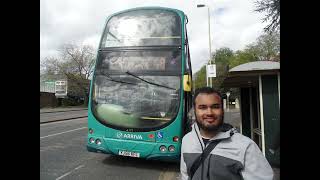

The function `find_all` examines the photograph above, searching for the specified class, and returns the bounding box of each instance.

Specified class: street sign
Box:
[55,80,68,98]
[40,81,55,93]
[206,64,216,77]
[45,81,55,84]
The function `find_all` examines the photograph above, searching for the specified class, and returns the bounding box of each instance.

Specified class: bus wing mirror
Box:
[183,75,191,92]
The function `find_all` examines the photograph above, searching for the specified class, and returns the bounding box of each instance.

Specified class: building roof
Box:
[222,61,280,88]
[229,61,280,72]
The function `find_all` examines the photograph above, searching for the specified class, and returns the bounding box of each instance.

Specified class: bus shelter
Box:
[222,61,280,167]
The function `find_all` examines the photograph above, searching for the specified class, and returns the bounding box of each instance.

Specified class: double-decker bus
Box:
[87,7,193,162]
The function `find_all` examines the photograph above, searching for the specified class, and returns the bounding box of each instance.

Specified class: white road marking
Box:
[40,117,87,126]
[40,127,87,139]
[56,164,85,180]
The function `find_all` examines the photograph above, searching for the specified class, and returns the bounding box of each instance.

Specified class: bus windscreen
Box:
[92,75,180,129]
[101,9,181,47]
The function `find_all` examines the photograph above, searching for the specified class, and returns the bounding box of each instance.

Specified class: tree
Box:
[59,44,95,80]
[211,47,234,89]
[245,31,280,62]
[228,50,257,69]
[194,66,207,89]
[193,47,235,90]
[193,31,279,99]
[254,0,280,33]
[41,44,96,106]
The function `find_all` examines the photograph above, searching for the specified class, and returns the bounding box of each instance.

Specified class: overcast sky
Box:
[40,0,267,73]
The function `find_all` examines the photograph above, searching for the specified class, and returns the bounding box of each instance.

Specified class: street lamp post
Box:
[197,4,213,87]
[226,91,230,110]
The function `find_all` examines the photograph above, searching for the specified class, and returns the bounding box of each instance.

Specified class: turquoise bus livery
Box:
[87,7,193,162]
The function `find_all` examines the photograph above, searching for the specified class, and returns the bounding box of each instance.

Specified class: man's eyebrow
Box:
[198,103,219,106]
[197,104,207,107]
[212,104,221,107]
[197,104,221,109]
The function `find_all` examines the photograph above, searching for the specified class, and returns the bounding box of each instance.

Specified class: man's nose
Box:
[205,107,213,115]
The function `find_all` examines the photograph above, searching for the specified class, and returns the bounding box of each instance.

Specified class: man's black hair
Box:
[193,87,223,108]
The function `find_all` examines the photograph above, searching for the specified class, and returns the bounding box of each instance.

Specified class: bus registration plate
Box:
[119,150,140,158]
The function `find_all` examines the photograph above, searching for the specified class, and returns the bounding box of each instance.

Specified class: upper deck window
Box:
[101,9,182,47]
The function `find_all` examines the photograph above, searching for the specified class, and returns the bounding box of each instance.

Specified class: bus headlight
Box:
[89,137,95,143]
[168,145,175,152]
[159,145,167,152]
[95,139,102,145]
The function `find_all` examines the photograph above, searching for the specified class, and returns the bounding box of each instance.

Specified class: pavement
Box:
[40,106,88,124]
[273,167,280,180]
[40,106,88,113]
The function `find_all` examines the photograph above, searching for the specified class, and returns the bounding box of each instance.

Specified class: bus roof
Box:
[107,6,185,18]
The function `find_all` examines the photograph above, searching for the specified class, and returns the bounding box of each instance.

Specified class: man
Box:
[180,87,273,180]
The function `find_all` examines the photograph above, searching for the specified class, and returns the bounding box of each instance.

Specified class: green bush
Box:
[61,98,82,106]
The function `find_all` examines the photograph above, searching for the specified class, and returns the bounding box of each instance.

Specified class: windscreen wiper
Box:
[96,71,137,85]
[108,31,121,42]
[125,71,176,90]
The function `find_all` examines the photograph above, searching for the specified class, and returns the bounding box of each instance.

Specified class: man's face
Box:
[194,93,224,132]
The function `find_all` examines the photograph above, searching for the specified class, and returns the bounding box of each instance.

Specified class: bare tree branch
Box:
[254,0,280,33]
[42,43,96,105]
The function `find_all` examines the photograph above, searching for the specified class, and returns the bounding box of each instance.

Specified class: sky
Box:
[40,0,268,73]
